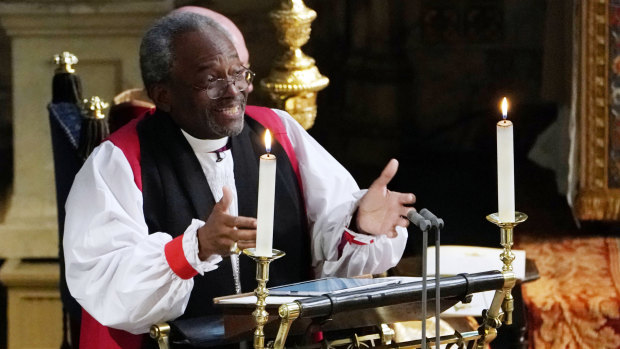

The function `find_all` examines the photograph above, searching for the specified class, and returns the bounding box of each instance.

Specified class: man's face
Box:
[165,30,248,139]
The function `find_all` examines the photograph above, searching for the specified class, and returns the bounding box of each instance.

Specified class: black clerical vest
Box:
[137,110,310,320]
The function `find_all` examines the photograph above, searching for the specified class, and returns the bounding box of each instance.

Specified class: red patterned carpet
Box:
[518,237,620,348]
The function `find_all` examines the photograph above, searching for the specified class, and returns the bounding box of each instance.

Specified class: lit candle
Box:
[256,130,277,256]
[497,97,515,222]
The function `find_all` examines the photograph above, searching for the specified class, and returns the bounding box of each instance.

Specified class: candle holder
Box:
[243,248,286,349]
[485,212,527,325]
[487,212,527,325]
[473,212,527,348]
[486,213,527,270]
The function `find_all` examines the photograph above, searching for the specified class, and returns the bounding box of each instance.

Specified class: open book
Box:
[426,245,526,280]
[214,276,420,306]
[215,245,524,317]
[426,245,526,317]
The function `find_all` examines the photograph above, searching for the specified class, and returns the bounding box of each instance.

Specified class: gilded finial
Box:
[260,0,329,129]
[84,96,109,120]
[53,52,79,73]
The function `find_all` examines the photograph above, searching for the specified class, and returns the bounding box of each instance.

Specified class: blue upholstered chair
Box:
[48,52,109,348]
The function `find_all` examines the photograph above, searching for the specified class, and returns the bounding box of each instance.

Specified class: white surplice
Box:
[63,108,408,334]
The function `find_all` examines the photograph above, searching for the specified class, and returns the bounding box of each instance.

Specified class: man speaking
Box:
[64,11,416,348]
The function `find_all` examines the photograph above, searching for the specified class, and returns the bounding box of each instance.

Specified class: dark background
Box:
[226,0,577,245]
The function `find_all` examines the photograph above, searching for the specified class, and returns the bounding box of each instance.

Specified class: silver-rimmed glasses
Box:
[193,68,255,99]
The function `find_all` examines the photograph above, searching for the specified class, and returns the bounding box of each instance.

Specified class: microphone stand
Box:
[407,211,431,349]
[420,209,445,348]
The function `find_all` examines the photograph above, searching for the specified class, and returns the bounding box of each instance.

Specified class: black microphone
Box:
[407,210,430,231]
[419,208,444,229]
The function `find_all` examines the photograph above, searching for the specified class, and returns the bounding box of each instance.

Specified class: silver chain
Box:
[231,254,242,294]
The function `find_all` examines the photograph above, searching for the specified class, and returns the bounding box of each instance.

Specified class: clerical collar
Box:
[181,129,229,155]
[210,141,231,162]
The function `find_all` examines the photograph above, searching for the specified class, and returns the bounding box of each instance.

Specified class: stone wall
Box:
[0,1,172,347]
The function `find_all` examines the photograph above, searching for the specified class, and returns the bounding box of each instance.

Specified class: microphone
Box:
[407,210,430,231]
[419,208,444,229]
[409,208,434,348]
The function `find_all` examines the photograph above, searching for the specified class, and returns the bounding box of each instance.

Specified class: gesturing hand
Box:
[197,186,257,260]
[355,159,416,238]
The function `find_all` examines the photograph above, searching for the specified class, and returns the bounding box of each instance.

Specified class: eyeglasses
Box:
[193,68,255,99]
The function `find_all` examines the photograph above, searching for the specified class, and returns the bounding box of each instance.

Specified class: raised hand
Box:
[197,186,257,260]
[355,159,416,238]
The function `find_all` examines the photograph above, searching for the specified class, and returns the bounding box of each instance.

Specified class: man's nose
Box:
[221,80,241,98]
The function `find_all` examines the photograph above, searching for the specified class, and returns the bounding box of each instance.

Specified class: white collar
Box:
[181,129,229,154]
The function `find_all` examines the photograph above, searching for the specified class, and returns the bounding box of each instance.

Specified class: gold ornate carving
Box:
[242,248,286,349]
[149,323,170,349]
[575,0,620,221]
[260,0,329,129]
[84,96,109,120]
[53,51,78,73]
[486,212,527,328]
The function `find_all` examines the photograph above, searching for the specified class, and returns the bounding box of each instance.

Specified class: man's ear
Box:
[148,83,171,112]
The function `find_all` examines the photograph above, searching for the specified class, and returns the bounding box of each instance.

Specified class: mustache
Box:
[212,95,246,109]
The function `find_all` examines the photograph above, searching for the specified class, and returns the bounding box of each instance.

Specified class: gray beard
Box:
[206,112,245,138]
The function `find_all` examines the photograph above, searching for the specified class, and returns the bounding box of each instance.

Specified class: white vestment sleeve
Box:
[272,109,408,278]
[63,141,220,334]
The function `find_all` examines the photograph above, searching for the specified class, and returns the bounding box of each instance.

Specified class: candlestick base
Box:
[476,211,527,348]
[486,211,528,226]
[486,212,527,274]
[242,248,286,349]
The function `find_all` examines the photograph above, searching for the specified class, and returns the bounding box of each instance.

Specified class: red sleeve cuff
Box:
[337,230,374,258]
[164,235,199,279]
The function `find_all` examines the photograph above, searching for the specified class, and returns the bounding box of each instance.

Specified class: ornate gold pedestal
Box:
[477,212,528,347]
[243,248,286,349]
[260,0,329,129]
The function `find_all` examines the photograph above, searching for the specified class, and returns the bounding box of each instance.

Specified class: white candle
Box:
[497,98,515,222]
[256,130,276,256]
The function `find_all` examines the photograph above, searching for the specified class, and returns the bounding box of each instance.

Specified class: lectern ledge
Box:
[151,208,528,348]
[151,270,516,348]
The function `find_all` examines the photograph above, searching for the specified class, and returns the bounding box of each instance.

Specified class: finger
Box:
[232,216,257,229]
[370,158,399,189]
[401,206,415,218]
[217,238,236,256]
[396,192,416,205]
[220,214,256,228]
[236,240,256,250]
[233,228,257,242]
[385,227,398,238]
[215,186,233,212]
[397,216,410,228]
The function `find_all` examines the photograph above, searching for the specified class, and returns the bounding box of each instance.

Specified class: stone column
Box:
[0,1,172,348]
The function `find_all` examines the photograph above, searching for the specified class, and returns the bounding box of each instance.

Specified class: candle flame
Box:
[501,97,509,120]
[264,129,272,153]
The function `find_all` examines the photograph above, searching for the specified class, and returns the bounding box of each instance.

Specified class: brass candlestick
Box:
[260,0,329,129]
[486,212,527,325]
[243,248,286,349]
[474,212,527,348]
